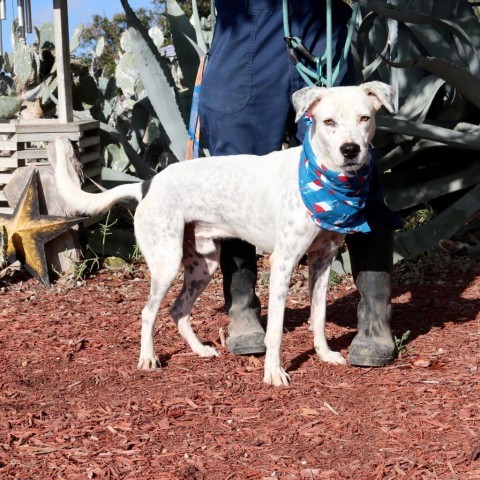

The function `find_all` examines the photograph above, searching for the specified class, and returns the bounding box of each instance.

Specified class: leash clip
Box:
[284,36,300,65]
[284,36,317,66]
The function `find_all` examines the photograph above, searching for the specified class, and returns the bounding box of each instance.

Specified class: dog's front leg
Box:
[263,253,296,386]
[308,248,346,365]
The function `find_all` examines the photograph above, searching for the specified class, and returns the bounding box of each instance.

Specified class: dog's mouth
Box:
[342,160,362,171]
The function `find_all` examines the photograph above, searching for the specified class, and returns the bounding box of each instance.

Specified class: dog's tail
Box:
[50,137,144,217]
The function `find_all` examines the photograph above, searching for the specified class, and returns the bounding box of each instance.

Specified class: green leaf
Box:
[166,0,202,90]
[120,0,189,162]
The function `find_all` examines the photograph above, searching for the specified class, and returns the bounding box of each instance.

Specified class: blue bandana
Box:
[298,127,373,234]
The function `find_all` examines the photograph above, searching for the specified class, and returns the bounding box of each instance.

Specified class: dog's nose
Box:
[340,142,360,159]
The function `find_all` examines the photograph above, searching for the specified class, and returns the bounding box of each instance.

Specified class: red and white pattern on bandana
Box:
[298,128,373,235]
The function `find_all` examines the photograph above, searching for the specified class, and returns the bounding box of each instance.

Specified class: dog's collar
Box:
[298,127,372,234]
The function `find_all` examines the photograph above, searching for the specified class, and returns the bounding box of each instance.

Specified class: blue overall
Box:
[198,0,400,228]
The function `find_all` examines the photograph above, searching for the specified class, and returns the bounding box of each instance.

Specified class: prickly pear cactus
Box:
[115,31,146,97]
[104,143,131,172]
[10,19,35,92]
[0,96,22,119]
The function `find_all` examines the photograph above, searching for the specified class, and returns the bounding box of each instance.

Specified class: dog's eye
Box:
[360,115,370,122]
[324,119,335,127]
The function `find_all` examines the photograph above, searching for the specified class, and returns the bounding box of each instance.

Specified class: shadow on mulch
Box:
[264,253,480,371]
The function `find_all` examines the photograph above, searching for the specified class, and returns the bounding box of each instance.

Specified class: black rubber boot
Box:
[346,222,396,367]
[221,238,266,355]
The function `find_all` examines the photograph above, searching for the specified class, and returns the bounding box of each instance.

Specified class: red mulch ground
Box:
[0,252,479,479]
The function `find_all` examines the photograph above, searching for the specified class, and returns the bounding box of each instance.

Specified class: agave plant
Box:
[354,0,480,261]
[117,0,480,264]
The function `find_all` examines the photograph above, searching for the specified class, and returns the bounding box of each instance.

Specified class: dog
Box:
[51,81,394,386]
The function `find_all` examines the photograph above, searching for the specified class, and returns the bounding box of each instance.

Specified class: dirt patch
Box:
[0,253,479,479]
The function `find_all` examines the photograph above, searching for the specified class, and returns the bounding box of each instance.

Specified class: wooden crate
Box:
[0,118,101,213]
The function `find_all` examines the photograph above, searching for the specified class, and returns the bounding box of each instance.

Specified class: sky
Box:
[0,0,154,52]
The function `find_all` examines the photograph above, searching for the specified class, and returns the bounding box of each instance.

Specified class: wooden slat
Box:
[0,119,99,132]
[80,151,100,165]
[76,120,100,132]
[0,173,14,184]
[16,132,81,142]
[83,165,102,179]
[54,0,73,123]
[0,140,18,150]
[78,135,100,148]
[0,156,24,168]
[0,122,18,133]
[12,119,98,133]
[16,149,49,160]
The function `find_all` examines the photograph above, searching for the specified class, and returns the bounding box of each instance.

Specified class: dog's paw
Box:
[316,348,346,365]
[263,367,291,387]
[137,356,161,370]
[195,345,220,358]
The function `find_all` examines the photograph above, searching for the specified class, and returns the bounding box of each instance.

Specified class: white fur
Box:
[52,82,394,386]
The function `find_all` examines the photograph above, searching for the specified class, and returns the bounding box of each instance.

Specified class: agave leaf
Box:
[357,1,480,111]
[396,76,446,122]
[384,160,480,211]
[184,34,207,62]
[377,116,480,150]
[100,166,142,185]
[360,0,480,73]
[377,138,451,172]
[382,55,480,110]
[358,39,389,82]
[120,0,189,162]
[130,99,152,152]
[394,182,480,260]
[166,0,201,89]
[191,0,207,53]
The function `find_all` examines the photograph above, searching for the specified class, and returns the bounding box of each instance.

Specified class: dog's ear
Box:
[292,86,326,123]
[361,81,395,114]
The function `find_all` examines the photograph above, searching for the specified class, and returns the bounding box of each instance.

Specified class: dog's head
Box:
[292,81,395,172]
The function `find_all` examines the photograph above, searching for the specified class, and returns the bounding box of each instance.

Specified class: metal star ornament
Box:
[0,169,86,286]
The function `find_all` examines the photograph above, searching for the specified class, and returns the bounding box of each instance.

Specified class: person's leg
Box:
[220,239,265,354]
[199,4,292,354]
[346,164,402,366]
[346,222,396,366]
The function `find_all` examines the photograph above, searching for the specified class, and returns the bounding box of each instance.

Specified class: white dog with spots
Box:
[51,82,394,386]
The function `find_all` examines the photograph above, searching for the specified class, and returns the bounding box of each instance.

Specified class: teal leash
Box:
[283,0,359,87]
